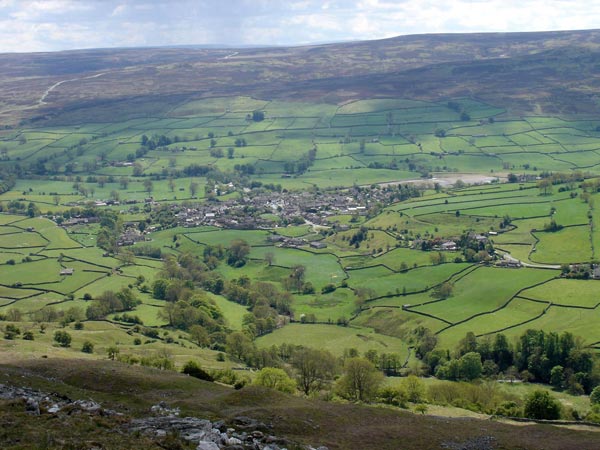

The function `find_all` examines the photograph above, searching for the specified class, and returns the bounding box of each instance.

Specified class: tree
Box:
[6,308,22,321]
[537,178,553,196]
[252,110,265,122]
[291,347,337,395]
[254,367,296,393]
[189,324,210,347]
[590,386,600,405]
[524,390,561,420]
[432,282,453,299]
[402,375,426,403]
[189,181,199,197]
[457,331,478,356]
[119,249,135,266]
[287,264,306,291]
[337,357,383,402]
[53,330,71,347]
[107,346,120,360]
[458,352,483,380]
[226,331,254,361]
[157,301,177,326]
[226,239,250,267]
[168,178,176,192]
[550,365,564,388]
[119,177,129,189]
[429,252,446,265]
[264,251,275,266]
[152,279,169,300]
[143,179,153,194]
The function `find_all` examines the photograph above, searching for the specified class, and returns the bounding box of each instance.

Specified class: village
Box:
[168,183,421,230]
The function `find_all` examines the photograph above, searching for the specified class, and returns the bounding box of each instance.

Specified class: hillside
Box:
[2,29,600,126]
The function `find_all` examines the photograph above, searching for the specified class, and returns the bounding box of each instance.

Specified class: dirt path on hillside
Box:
[39,72,107,105]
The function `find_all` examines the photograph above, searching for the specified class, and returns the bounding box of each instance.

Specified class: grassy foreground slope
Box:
[1,357,599,450]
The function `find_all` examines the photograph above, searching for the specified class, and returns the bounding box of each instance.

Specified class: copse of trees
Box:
[283,147,317,175]
[251,110,265,122]
[141,134,175,150]
[158,295,226,333]
[85,287,140,320]
[96,210,123,253]
[226,239,250,267]
[421,329,599,394]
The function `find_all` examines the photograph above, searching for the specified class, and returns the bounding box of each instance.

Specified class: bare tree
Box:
[264,251,275,266]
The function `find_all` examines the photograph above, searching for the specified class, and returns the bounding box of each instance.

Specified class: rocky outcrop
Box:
[0,383,120,417]
[129,404,325,450]
[0,384,328,450]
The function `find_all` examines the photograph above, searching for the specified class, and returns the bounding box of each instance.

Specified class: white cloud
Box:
[0,0,599,52]
[111,4,126,16]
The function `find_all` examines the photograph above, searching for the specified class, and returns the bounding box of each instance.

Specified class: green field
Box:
[3,94,600,379]
[256,323,408,359]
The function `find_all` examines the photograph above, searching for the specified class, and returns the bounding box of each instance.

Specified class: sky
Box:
[1,0,599,53]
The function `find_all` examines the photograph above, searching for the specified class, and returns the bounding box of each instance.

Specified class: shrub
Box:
[377,386,408,407]
[5,324,21,338]
[495,401,523,417]
[142,327,159,339]
[22,331,34,340]
[254,367,296,393]
[402,375,426,403]
[107,346,119,360]
[524,390,561,420]
[81,341,94,353]
[182,360,214,382]
[53,330,72,347]
[321,283,336,294]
